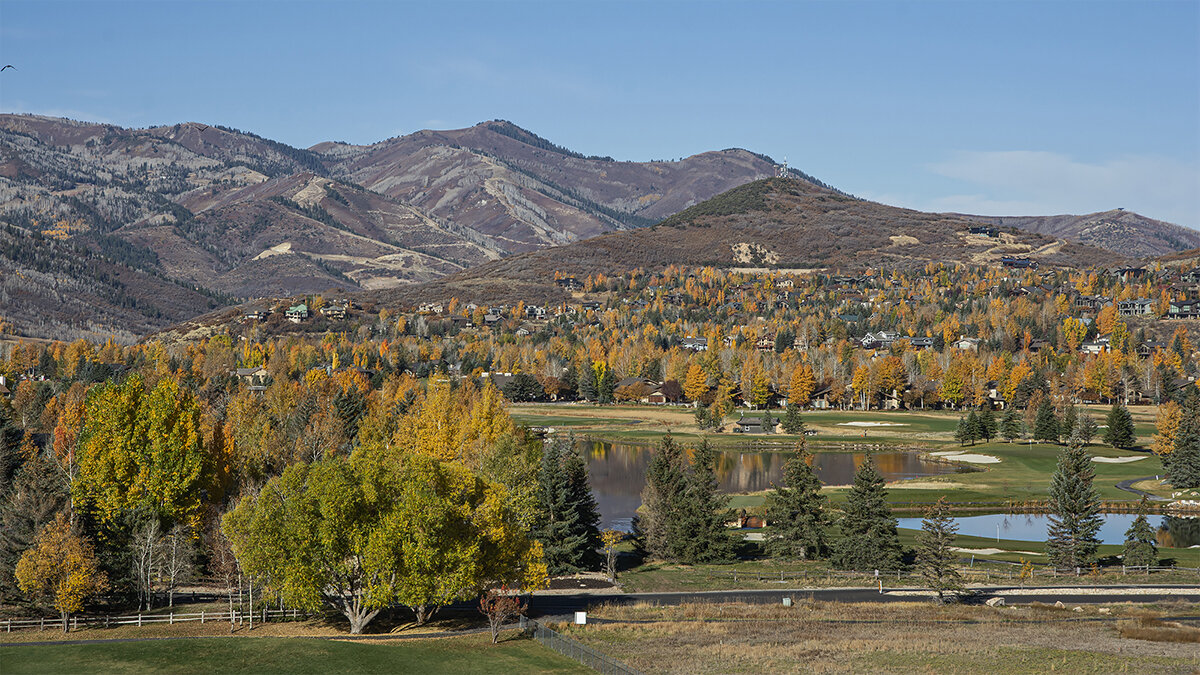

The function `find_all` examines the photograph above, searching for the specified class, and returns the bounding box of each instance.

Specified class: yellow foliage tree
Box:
[1152,401,1182,457]
[15,514,107,633]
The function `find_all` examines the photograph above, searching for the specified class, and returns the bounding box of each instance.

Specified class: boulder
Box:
[985,597,1005,607]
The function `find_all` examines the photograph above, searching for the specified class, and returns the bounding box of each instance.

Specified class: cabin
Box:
[735,415,768,434]
[1000,256,1038,269]
[953,336,982,351]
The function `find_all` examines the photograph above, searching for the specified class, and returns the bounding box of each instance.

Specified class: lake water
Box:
[895,513,1200,548]
[583,441,966,531]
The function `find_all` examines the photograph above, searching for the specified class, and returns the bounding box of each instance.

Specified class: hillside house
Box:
[555,277,583,290]
[1181,270,1200,285]
[321,304,347,320]
[860,331,900,349]
[755,336,776,351]
[1000,256,1038,269]
[1073,295,1110,311]
[681,336,709,352]
[735,415,770,434]
[525,305,547,319]
[1112,267,1148,281]
[1135,341,1166,358]
[244,308,270,322]
[1117,299,1155,317]
[285,303,309,323]
[418,302,444,314]
[1168,298,1200,319]
[1081,337,1111,354]
[969,225,999,237]
[953,336,982,351]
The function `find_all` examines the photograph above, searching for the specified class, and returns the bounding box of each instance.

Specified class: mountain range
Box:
[0,113,1196,339]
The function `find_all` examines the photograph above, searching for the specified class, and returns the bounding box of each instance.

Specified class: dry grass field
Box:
[565,601,1200,674]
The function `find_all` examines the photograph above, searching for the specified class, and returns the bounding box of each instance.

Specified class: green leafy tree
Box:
[1121,498,1157,569]
[673,440,734,564]
[1033,399,1060,444]
[832,459,903,571]
[762,442,828,559]
[915,496,962,602]
[1102,402,1136,449]
[1000,409,1023,443]
[1045,440,1103,570]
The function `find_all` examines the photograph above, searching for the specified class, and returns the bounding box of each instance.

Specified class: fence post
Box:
[138,614,142,628]
[169,612,173,625]
[201,611,205,624]
[40,616,44,631]
[72,615,77,632]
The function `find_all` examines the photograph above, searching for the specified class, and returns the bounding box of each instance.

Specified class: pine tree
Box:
[954,416,970,446]
[1103,402,1136,449]
[762,442,828,559]
[915,496,962,602]
[533,438,587,575]
[965,410,981,446]
[832,459,903,571]
[638,435,687,560]
[562,442,603,570]
[1073,413,1098,446]
[0,453,68,600]
[1062,405,1078,442]
[761,409,774,434]
[1001,409,1022,443]
[1169,390,1200,490]
[1033,399,1060,444]
[673,440,735,564]
[1121,498,1157,569]
[979,408,997,443]
[1045,440,1103,570]
[781,404,806,435]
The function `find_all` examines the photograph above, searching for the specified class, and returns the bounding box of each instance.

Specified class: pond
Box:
[583,440,967,530]
[895,513,1200,548]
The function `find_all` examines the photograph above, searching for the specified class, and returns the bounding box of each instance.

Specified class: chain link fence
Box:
[522,616,642,675]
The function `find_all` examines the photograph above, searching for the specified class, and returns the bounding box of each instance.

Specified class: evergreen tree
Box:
[533,438,586,575]
[832,459,903,571]
[532,437,601,574]
[781,404,806,435]
[915,496,962,602]
[1169,390,1200,490]
[1033,399,1060,444]
[954,416,970,446]
[762,442,828,559]
[965,410,981,446]
[562,442,603,570]
[760,409,774,434]
[1121,498,1157,569]
[979,408,997,443]
[1073,413,1098,446]
[1045,440,1103,569]
[1000,409,1022,443]
[596,368,616,404]
[1062,405,1078,442]
[638,435,687,559]
[673,440,735,564]
[576,368,597,402]
[693,405,712,430]
[1102,402,1136,449]
[0,453,68,600]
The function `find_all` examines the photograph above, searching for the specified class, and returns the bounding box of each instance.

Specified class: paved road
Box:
[528,585,1200,616]
[1114,475,1170,501]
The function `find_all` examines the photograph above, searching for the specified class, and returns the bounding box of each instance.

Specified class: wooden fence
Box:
[703,565,1200,584]
[3,608,309,633]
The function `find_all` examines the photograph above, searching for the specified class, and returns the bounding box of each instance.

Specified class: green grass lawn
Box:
[0,634,589,675]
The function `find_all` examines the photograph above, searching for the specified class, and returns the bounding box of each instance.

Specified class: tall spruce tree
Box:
[1103,402,1136,449]
[832,459,903,571]
[1121,498,1157,568]
[533,437,600,574]
[673,440,735,564]
[762,442,828,559]
[781,404,806,435]
[1001,409,1022,443]
[954,416,971,446]
[1045,440,1103,569]
[1073,413,1098,446]
[638,435,687,560]
[915,496,962,602]
[1169,390,1200,490]
[979,408,997,443]
[1033,399,1060,444]
[563,442,603,570]
[965,411,981,446]
[0,453,68,600]
[1062,405,1078,441]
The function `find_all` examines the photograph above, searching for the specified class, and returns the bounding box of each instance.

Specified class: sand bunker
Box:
[931,451,1000,464]
[837,421,909,427]
[1092,456,1148,464]
[951,547,1042,556]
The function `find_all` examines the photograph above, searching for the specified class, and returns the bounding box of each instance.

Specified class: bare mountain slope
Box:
[370,178,1130,308]
[959,209,1200,258]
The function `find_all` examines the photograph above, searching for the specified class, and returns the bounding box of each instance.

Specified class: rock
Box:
[1054,601,1065,608]
[1098,607,1111,614]
[1073,606,1084,612]
[985,597,1005,607]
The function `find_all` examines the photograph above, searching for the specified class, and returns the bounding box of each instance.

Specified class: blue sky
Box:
[1,0,1197,227]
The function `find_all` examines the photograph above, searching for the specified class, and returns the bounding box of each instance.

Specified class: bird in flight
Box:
[0,65,15,72]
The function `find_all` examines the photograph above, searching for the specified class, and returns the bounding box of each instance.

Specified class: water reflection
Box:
[584,440,965,530]
[894,513,1200,548]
